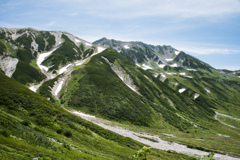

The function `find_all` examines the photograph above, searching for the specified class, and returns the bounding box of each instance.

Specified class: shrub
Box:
[22,120,31,126]
[0,129,11,137]
[56,129,63,134]
[132,146,151,160]
[64,130,72,137]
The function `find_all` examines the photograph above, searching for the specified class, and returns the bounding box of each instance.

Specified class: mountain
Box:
[0,71,198,160]
[92,37,213,71]
[93,37,240,112]
[1,28,240,158]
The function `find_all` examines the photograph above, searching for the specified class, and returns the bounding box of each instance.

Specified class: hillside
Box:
[93,38,240,118]
[0,28,240,158]
[0,72,199,160]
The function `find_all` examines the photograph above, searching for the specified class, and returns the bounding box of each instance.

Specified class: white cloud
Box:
[176,46,240,55]
[60,0,240,20]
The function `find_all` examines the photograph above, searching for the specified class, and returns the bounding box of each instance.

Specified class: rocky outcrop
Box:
[102,56,141,95]
[0,55,18,77]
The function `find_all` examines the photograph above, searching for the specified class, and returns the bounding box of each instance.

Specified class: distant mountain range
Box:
[0,27,240,159]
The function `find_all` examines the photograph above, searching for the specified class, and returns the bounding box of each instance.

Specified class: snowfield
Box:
[54,80,64,96]
[37,46,60,72]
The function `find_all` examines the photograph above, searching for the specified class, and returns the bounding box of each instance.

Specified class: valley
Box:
[0,27,240,159]
[71,109,240,160]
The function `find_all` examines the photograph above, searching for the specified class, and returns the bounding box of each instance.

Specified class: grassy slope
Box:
[0,72,196,160]
[62,49,214,129]
[60,48,240,156]
[41,34,82,71]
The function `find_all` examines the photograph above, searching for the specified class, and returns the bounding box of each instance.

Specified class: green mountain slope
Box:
[93,38,240,118]
[1,28,240,158]
[60,48,215,129]
[0,72,197,160]
[0,27,96,85]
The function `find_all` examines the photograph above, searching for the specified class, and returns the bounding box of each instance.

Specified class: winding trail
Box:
[71,110,240,160]
[214,112,240,129]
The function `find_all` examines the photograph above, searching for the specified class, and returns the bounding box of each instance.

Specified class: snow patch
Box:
[29,82,44,92]
[58,64,72,74]
[91,46,106,56]
[204,88,211,93]
[194,93,200,100]
[178,88,186,93]
[75,59,88,66]
[179,72,186,76]
[124,45,130,49]
[171,82,178,86]
[142,64,153,70]
[54,80,64,97]
[175,50,180,55]
[165,58,174,62]
[165,72,177,75]
[170,63,178,67]
[153,73,158,78]
[158,64,166,68]
[75,39,81,43]
[160,73,167,82]
[85,43,92,46]
[187,69,197,71]
[37,46,60,72]
[0,56,19,77]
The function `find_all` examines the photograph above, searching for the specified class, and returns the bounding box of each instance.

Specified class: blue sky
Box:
[1,0,240,70]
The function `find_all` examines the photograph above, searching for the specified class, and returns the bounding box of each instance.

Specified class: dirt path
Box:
[214,112,240,129]
[71,110,240,160]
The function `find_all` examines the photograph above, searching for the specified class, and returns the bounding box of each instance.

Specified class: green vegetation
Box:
[0,72,197,159]
[42,34,82,71]
[201,152,214,160]
[12,60,46,85]
[132,146,151,160]
[62,48,215,131]
[37,75,61,102]
[0,41,6,54]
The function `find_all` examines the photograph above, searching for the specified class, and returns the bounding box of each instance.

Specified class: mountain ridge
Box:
[0,27,240,158]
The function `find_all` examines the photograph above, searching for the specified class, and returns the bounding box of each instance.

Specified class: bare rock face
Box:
[102,56,140,95]
[0,55,19,77]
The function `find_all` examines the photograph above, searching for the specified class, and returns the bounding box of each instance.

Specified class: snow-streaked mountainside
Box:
[93,37,212,71]
[1,27,240,159]
[93,37,240,102]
